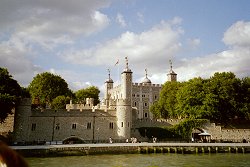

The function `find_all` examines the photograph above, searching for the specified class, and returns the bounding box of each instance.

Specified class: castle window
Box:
[72,123,77,130]
[134,102,137,106]
[137,94,139,97]
[55,123,60,130]
[155,95,157,99]
[121,122,123,127]
[87,122,91,129]
[109,122,114,129]
[31,123,36,131]
[132,94,135,97]
[144,102,147,107]
[145,113,148,118]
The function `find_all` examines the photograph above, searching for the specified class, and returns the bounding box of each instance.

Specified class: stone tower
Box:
[13,98,32,142]
[167,60,177,82]
[104,69,113,107]
[116,57,132,139]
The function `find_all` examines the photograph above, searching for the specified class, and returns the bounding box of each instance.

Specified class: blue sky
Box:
[0,0,250,96]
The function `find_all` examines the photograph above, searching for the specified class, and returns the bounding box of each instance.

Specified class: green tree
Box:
[28,72,72,107]
[51,95,70,109]
[150,81,181,118]
[239,77,250,119]
[0,67,21,122]
[206,72,241,122]
[75,86,100,105]
[176,77,208,119]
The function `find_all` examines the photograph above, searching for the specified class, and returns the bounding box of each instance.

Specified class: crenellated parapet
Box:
[132,83,162,87]
[66,98,96,111]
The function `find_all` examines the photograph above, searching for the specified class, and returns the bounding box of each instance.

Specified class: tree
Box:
[75,86,100,105]
[150,81,181,119]
[51,95,70,109]
[176,77,208,119]
[0,67,21,122]
[28,72,72,107]
[239,77,250,119]
[206,72,242,122]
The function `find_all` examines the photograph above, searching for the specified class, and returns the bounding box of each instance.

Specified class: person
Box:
[109,137,113,143]
[0,141,29,167]
[126,138,129,143]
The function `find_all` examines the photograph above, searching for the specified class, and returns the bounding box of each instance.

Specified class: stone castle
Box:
[9,57,250,144]
[13,57,176,143]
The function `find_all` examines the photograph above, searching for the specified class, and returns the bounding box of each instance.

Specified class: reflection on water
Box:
[27,153,250,167]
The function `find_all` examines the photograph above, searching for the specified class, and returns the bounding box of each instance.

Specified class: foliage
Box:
[138,119,208,140]
[0,67,21,122]
[51,95,70,109]
[138,127,180,139]
[28,72,72,107]
[150,81,182,118]
[173,119,208,139]
[75,86,100,105]
[176,77,209,119]
[151,71,250,123]
[205,72,242,122]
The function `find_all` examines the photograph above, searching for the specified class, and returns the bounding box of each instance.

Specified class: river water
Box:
[27,153,250,167]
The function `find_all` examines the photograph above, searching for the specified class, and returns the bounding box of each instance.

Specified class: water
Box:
[26,154,250,167]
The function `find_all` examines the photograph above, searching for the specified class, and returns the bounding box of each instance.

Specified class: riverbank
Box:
[11,142,250,157]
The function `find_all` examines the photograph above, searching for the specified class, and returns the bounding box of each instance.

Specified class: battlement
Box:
[132,83,162,87]
[66,103,94,111]
[66,98,96,111]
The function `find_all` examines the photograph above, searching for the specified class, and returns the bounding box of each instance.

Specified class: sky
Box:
[0,0,250,96]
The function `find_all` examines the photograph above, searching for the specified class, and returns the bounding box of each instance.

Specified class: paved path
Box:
[11,142,250,150]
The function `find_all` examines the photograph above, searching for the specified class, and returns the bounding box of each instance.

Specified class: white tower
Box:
[116,57,132,139]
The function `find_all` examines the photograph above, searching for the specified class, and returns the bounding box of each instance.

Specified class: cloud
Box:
[61,18,184,76]
[223,21,250,48]
[0,38,42,86]
[0,0,110,48]
[116,13,127,27]
[0,0,111,86]
[176,21,250,81]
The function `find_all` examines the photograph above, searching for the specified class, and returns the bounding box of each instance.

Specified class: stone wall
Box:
[206,123,250,142]
[0,113,14,135]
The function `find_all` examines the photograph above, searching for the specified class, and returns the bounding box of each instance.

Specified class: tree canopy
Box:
[28,72,72,107]
[150,72,250,123]
[0,67,21,122]
[75,86,100,105]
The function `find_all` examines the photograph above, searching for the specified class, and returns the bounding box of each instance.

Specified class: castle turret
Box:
[13,98,32,143]
[167,60,177,82]
[104,69,113,107]
[116,57,132,139]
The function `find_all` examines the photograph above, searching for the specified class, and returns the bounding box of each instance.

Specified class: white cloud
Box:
[0,0,111,87]
[61,18,184,77]
[176,21,250,81]
[116,13,127,27]
[0,0,110,48]
[0,39,42,86]
[223,21,250,48]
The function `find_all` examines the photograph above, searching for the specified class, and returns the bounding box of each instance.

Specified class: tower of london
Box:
[13,57,177,144]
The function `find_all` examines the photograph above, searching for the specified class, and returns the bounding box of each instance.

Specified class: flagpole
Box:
[114,59,120,86]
